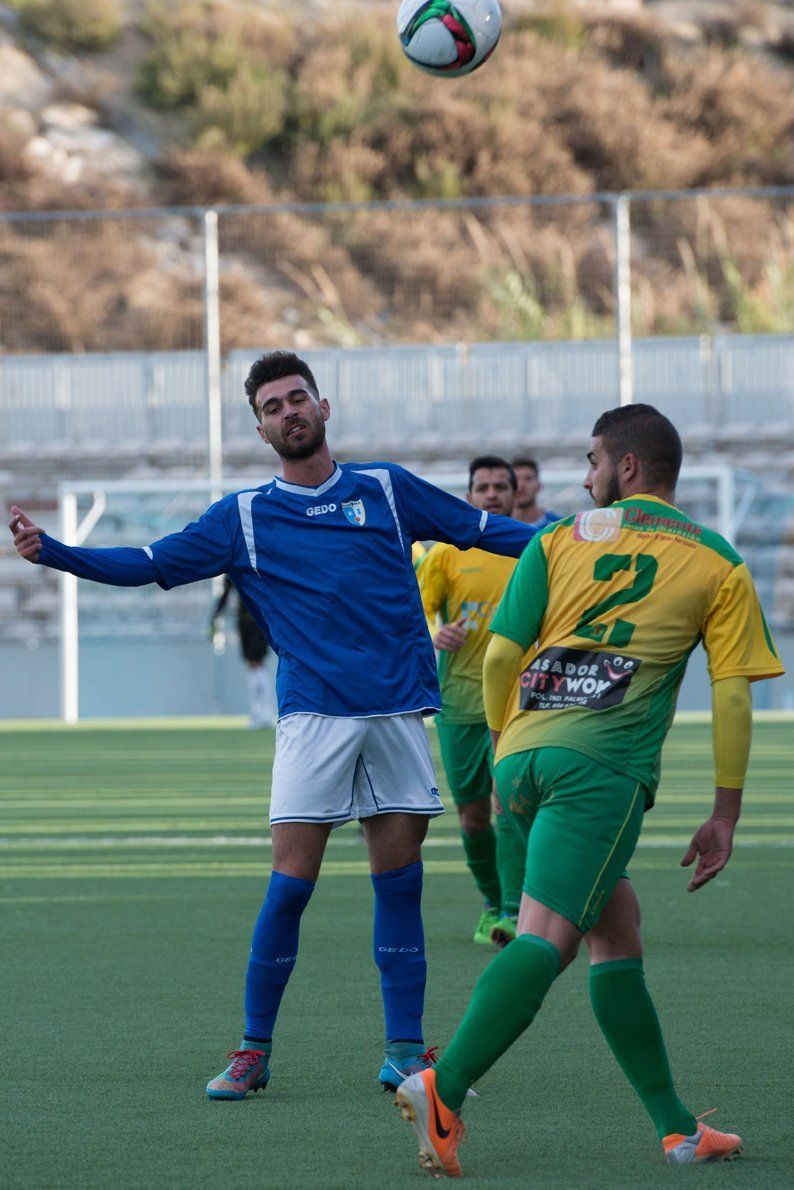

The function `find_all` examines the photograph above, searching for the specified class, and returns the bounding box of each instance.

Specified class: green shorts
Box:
[435,719,493,805]
[494,747,647,933]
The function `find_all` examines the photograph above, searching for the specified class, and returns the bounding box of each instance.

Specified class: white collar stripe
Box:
[274,465,343,498]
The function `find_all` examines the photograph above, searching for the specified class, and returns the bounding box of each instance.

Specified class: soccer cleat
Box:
[205,1048,271,1100]
[395,1068,465,1178]
[663,1111,743,1165]
[490,914,517,949]
[379,1043,439,1092]
[473,906,500,946]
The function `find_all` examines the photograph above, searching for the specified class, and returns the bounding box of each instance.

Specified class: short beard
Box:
[274,420,326,461]
[590,471,622,508]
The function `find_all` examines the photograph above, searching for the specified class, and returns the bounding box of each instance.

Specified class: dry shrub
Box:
[157,149,272,206]
[12,0,122,52]
[0,220,203,352]
[585,13,668,78]
[290,140,389,203]
[193,60,287,155]
[663,52,794,185]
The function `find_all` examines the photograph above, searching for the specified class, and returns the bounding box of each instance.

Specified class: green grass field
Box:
[2,720,793,1189]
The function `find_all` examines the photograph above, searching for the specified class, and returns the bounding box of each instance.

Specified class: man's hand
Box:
[8,506,43,563]
[680,815,736,891]
[433,619,468,652]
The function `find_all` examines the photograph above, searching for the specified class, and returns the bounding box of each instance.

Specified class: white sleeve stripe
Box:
[479,510,488,533]
[351,468,405,557]
[237,491,259,570]
[143,545,153,560]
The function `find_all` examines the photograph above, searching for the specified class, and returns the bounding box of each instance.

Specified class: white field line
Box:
[1,834,793,850]
[0,711,793,732]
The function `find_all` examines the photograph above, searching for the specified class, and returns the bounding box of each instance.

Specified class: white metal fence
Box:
[1,185,793,491]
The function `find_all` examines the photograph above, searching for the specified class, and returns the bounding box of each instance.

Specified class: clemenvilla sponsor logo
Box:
[624,506,702,540]
[519,646,641,712]
[306,503,337,517]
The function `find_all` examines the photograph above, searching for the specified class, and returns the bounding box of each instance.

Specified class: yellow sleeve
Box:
[417,544,449,620]
[483,634,525,732]
[711,676,752,789]
[702,563,784,683]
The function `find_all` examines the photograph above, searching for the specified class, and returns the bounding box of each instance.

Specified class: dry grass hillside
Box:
[0,0,792,349]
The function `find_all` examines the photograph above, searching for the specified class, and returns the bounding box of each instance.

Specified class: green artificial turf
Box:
[1,721,792,1188]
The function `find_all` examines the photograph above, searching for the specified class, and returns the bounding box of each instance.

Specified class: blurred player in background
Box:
[211,575,275,729]
[9,350,536,1103]
[511,456,560,530]
[418,457,526,948]
[394,404,783,1176]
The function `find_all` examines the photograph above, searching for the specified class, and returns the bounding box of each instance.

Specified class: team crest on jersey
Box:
[342,499,366,526]
[573,507,623,544]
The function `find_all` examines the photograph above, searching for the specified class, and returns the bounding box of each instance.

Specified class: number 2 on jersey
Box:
[573,553,658,647]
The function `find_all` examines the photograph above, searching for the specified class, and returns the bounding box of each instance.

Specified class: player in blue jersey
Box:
[9,350,535,1101]
[511,456,561,531]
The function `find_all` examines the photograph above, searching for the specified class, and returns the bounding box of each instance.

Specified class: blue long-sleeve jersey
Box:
[38,462,535,717]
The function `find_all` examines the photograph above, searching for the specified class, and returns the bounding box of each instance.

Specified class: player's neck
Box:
[280,443,336,489]
[619,482,677,505]
[514,503,543,524]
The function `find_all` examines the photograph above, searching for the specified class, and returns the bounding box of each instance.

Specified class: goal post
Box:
[57,465,738,722]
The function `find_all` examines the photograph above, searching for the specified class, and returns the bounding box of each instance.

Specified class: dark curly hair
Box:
[244,351,320,418]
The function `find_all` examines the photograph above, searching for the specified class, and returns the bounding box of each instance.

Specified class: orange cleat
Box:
[395,1068,465,1178]
[663,1110,743,1165]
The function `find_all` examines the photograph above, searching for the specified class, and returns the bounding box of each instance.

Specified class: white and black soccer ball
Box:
[397,0,502,78]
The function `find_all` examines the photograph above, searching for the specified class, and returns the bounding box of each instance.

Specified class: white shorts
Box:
[269,712,445,826]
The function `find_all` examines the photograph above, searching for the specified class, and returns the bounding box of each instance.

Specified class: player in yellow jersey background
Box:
[417,457,528,948]
[394,404,783,1177]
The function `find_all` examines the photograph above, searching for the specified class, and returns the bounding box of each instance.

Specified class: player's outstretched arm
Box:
[9,503,160,587]
[680,676,751,892]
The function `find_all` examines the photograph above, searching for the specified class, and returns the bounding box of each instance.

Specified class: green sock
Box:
[589,958,696,1139]
[495,811,524,916]
[460,825,501,908]
[435,934,560,1112]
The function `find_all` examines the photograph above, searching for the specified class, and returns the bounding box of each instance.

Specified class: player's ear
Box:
[465,490,474,506]
[621,451,641,484]
[256,422,270,445]
[319,397,331,423]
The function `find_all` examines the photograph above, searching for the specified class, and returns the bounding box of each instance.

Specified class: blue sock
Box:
[244,870,315,1040]
[371,861,426,1044]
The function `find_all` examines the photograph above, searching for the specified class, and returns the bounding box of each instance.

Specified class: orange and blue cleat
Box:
[663,1110,743,1165]
[205,1047,271,1100]
[395,1067,465,1178]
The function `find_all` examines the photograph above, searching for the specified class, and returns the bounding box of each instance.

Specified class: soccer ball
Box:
[397,0,502,78]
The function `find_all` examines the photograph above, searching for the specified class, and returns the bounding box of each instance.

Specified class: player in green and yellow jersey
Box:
[418,457,527,947]
[394,404,784,1177]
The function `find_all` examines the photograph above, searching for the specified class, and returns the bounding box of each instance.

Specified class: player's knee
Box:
[458,798,491,835]
[265,870,316,915]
